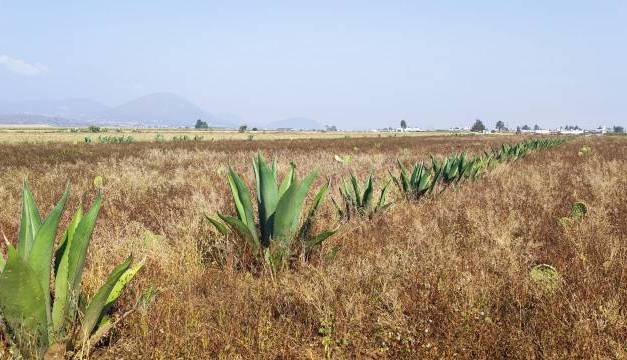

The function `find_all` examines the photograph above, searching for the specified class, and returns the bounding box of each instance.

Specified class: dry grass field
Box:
[0,133,625,359]
[0,127,455,144]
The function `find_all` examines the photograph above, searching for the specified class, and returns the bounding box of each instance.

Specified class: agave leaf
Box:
[377,180,392,210]
[362,175,374,210]
[389,170,402,194]
[28,186,70,328]
[104,258,144,309]
[52,206,83,335]
[409,163,422,187]
[341,181,354,206]
[396,160,410,193]
[305,230,336,250]
[349,173,362,207]
[17,180,42,260]
[80,256,132,343]
[0,246,48,347]
[205,214,230,236]
[273,170,318,244]
[0,253,5,272]
[217,213,260,250]
[278,163,295,198]
[255,154,279,247]
[226,169,257,244]
[66,195,102,324]
[330,196,344,218]
[416,167,430,194]
[298,181,329,240]
[87,315,113,349]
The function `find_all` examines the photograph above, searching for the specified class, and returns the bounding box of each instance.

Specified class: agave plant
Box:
[0,182,143,358]
[430,153,478,186]
[207,154,335,272]
[332,173,391,220]
[389,160,435,201]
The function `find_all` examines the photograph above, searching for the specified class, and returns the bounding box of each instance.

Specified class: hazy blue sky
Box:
[1,0,625,129]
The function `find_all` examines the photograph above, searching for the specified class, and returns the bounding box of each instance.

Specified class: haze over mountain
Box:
[0,93,237,127]
[0,98,109,120]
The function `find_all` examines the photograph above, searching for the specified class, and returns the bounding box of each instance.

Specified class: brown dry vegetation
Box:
[0,128,455,144]
[0,134,625,359]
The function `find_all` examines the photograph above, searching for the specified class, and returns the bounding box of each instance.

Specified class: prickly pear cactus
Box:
[570,201,588,219]
[94,175,104,188]
[577,145,592,157]
[529,264,561,292]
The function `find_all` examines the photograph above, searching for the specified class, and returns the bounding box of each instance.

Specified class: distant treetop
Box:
[195,119,208,129]
[471,119,485,132]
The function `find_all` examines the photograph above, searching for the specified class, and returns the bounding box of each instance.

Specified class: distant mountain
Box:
[0,93,237,128]
[0,98,110,120]
[266,117,324,130]
[104,93,233,127]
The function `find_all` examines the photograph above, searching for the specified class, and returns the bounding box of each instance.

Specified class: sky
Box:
[0,0,625,129]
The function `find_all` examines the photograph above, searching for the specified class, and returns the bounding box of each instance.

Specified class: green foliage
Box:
[154,134,165,142]
[194,119,208,129]
[98,135,134,144]
[332,173,391,220]
[172,135,191,142]
[390,160,435,201]
[84,136,92,144]
[87,126,101,133]
[208,154,336,273]
[93,175,104,189]
[0,182,143,358]
[393,138,567,203]
[558,201,588,227]
[578,145,592,157]
[470,119,486,132]
[529,264,561,293]
[333,154,352,165]
[570,201,588,219]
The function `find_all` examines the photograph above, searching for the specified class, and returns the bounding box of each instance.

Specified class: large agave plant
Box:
[0,182,143,358]
[332,173,391,219]
[389,160,435,201]
[208,154,335,272]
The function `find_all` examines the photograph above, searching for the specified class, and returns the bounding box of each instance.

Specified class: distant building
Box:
[396,127,424,132]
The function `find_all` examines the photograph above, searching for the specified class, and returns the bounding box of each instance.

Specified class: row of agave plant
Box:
[0,185,143,358]
[0,137,567,358]
[207,137,568,273]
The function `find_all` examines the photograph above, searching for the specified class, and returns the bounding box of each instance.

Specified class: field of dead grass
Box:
[0,134,624,359]
[0,127,457,144]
